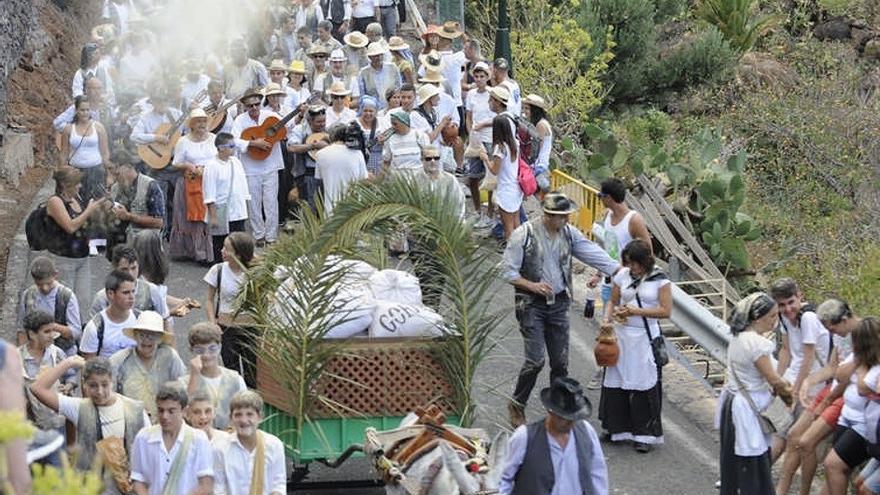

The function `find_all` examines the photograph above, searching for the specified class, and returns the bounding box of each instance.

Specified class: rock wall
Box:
[0,0,99,184]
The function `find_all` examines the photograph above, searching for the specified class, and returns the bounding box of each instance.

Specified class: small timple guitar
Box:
[240,108,300,160]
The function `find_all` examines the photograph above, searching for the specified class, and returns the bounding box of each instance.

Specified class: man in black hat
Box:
[498,377,608,494]
[501,192,619,427]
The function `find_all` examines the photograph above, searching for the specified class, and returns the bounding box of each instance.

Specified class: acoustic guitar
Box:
[241,108,301,160]
[305,132,329,160]
[205,92,243,134]
[136,90,207,170]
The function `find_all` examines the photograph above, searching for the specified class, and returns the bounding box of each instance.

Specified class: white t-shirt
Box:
[466,89,494,144]
[382,129,429,171]
[726,331,776,394]
[58,395,151,437]
[839,359,880,437]
[325,106,357,128]
[439,51,467,106]
[202,156,251,223]
[314,143,368,216]
[498,78,522,116]
[781,311,831,386]
[203,263,246,315]
[492,143,523,213]
[80,310,138,358]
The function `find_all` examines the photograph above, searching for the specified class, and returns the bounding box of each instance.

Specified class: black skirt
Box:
[719,393,774,495]
[599,372,663,441]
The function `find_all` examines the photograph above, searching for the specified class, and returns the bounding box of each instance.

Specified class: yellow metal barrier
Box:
[550,169,604,239]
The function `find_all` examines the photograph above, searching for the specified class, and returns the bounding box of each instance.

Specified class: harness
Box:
[365,405,497,495]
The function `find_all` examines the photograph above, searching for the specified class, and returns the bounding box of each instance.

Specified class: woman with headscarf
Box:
[356,95,389,175]
[717,292,794,494]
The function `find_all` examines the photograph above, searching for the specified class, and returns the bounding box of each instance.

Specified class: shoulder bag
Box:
[633,271,670,367]
[729,364,777,435]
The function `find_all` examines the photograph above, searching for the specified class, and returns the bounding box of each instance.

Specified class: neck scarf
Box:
[729,292,775,334]
[249,431,266,495]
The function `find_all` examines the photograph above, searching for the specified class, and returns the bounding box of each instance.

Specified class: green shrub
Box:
[655,0,689,21]
[579,0,659,102]
[652,26,739,90]
[696,0,783,52]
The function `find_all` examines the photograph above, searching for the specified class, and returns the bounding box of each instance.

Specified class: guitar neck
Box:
[271,109,301,132]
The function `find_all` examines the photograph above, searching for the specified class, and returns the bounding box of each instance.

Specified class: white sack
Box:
[369,301,444,338]
[271,278,376,339]
[369,270,423,305]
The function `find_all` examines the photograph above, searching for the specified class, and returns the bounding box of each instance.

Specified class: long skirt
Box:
[599,372,664,444]
[168,175,212,262]
[719,393,774,495]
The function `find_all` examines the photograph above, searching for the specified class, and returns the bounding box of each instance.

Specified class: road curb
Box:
[0,177,54,342]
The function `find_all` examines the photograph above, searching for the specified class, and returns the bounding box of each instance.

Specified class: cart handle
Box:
[315,444,365,468]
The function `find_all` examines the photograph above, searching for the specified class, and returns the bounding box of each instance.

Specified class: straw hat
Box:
[421,24,440,40]
[262,83,287,97]
[344,31,369,48]
[122,311,174,345]
[524,93,549,111]
[438,21,463,40]
[488,86,510,105]
[288,59,306,74]
[365,42,388,57]
[388,36,410,51]
[187,107,208,125]
[329,49,347,62]
[239,87,263,102]
[417,84,441,104]
[307,44,330,57]
[542,192,579,215]
[419,68,445,84]
[327,80,352,96]
[267,59,288,72]
[418,50,442,71]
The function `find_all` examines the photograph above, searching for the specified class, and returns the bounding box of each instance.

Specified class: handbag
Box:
[517,155,538,196]
[635,291,668,367]
[729,365,778,435]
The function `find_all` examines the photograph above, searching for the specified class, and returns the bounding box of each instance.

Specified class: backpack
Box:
[518,155,538,196]
[25,202,52,251]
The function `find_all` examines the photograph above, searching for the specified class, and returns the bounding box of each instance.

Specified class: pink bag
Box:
[517,156,538,196]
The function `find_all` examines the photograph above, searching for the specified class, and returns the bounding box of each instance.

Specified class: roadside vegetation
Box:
[466,0,880,314]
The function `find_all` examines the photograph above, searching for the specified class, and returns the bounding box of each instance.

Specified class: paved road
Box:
[66,249,719,494]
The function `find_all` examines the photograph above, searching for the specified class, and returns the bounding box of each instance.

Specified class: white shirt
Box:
[499,421,609,495]
[498,78,522,116]
[131,109,183,145]
[314,143,368,215]
[203,262,246,315]
[213,432,288,495]
[57,395,151,438]
[466,88,495,143]
[231,109,285,175]
[181,75,211,109]
[382,129,429,171]
[130,424,214,495]
[781,311,831,390]
[325,106,357,128]
[80,309,138,358]
[352,0,375,17]
[16,284,82,341]
[492,143,523,213]
[439,50,467,106]
[202,156,251,222]
[726,331,776,394]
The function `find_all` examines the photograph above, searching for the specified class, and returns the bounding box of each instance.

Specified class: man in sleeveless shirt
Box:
[587,178,651,388]
[499,377,608,495]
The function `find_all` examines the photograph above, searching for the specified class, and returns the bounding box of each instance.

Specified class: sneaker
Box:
[587,369,603,390]
[27,428,64,464]
[507,400,526,429]
[634,442,653,453]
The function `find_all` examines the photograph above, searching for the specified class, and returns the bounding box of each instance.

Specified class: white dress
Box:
[492,143,523,214]
[603,268,669,391]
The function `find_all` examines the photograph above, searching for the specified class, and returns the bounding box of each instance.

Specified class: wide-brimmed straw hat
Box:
[365,42,388,57]
[239,87,263,102]
[540,377,591,420]
[387,36,410,52]
[262,83,287,97]
[488,86,510,105]
[327,80,352,96]
[307,44,330,57]
[267,59,288,72]
[344,31,369,48]
[418,50,442,70]
[187,108,208,125]
[524,93,549,111]
[438,21,463,40]
[123,311,174,345]
[288,59,306,74]
[542,191,578,215]
[418,68,445,84]
[417,84,441,104]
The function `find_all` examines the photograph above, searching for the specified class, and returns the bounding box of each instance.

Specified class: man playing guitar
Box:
[287,106,329,213]
[230,88,285,247]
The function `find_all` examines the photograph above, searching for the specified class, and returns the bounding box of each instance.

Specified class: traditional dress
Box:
[170,133,216,262]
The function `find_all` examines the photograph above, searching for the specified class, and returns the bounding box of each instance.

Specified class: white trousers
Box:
[246,172,279,242]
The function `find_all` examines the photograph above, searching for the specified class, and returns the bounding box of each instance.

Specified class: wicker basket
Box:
[256,338,457,418]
